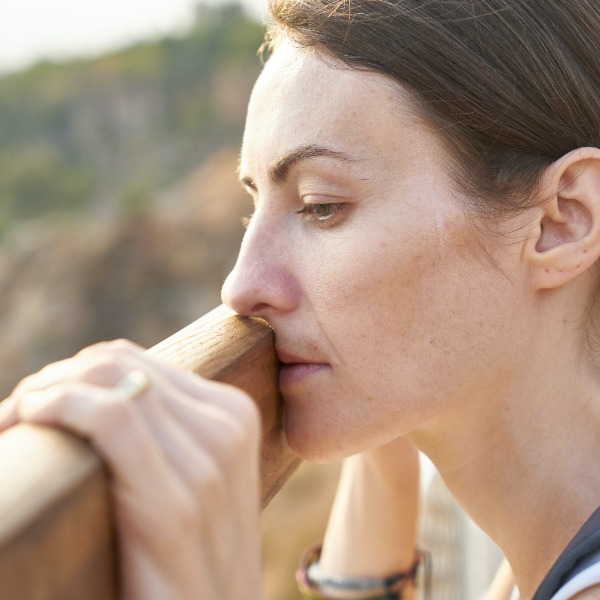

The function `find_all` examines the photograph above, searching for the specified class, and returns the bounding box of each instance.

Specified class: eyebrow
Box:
[269,144,359,184]
[239,144,360,190]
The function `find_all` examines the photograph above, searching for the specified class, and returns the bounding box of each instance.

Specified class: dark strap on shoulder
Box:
[532,506,600,600]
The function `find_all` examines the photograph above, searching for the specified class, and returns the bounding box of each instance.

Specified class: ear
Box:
[524,147,600,290]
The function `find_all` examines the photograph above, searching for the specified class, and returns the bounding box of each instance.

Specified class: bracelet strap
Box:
[296,544,429,600]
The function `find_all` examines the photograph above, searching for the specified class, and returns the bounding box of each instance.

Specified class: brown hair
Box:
[265,0,600,218]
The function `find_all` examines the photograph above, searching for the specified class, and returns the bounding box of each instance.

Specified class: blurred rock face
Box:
[0,150,248,397]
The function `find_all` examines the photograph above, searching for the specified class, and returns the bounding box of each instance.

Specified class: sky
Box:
[0,0,267,74]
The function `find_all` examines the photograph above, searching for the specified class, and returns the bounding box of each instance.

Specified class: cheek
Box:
[314,226,496,379]
[341,238,431,316]
[305,234,437,356]
[285,223,513,458]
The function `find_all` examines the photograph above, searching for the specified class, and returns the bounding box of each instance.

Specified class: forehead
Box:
[240,41,426,173]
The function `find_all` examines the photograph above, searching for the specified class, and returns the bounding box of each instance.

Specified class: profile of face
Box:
[222,41,535,462]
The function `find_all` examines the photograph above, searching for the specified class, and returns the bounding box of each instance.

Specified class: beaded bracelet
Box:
[296,544,430,600]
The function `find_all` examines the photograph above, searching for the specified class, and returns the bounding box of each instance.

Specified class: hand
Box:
[0,340,263,600]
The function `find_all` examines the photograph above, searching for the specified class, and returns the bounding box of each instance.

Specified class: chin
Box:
[283,415,354,464]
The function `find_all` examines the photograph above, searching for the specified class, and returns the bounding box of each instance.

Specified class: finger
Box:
[106,364,258,470]
[15,380,232,556]
[11,339,256,420]
[7,339,260,462]
[7,347,259,472]
[126,383,228,494]
[144,389,257,485]
[75,342,262,437]
[82,348,260,460]
[119,371,261,536]
[9,340,146,398]
[0,397,18,431]
[134,387,262,570]
[153,385,259,463]
[80,339,258,414]
[15,382,185,500]
[15,379,244,515]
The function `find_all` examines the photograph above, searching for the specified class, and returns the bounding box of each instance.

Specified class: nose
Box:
[221,217,299,319]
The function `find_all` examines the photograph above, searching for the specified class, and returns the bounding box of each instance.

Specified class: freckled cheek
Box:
[307,240,431,335]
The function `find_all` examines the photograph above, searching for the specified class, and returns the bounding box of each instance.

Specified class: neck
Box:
[411,348,600,599]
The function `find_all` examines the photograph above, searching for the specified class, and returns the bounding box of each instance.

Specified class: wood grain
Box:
[0,305,301,599]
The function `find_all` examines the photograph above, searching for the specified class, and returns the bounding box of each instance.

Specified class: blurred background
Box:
[0,2,341,597]
[0,0,266,383]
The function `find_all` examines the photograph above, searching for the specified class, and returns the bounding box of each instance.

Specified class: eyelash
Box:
[241,202,347,230]
[296,202,346,226]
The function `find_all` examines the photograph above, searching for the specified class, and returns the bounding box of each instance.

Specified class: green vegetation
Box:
[0,3,264,234]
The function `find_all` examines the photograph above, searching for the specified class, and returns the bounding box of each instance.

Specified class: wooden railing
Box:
[0,304,301,599]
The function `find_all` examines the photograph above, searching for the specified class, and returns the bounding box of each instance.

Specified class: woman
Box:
[2,1,600,598]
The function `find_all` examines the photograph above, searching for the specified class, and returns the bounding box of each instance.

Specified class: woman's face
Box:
[222,42,530,461]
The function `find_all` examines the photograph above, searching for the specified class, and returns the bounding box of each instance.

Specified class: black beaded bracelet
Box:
[296,544,431,600]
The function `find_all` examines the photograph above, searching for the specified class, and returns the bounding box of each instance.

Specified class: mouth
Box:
[276,348,329,389]
[277,348,312,365]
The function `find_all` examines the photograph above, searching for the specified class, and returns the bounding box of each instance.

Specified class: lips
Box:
[276,347,329,388]
[276,348,316,366]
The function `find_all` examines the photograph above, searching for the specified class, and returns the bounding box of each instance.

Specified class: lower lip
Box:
[279,363,328,388]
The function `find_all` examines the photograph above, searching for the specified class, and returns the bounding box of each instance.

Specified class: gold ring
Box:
[113,370,150,401]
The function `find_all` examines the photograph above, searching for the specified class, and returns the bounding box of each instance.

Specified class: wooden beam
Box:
[0,305,301,599]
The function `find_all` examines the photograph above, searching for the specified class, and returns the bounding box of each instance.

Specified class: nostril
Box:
[223,282,273,317]
[246,302,272,317]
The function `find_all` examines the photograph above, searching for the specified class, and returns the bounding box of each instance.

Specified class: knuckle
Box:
[77,356,125,384]
[75,341,114,358]
[12,358,69,395]
[16,382,73,416]
[104,338,143,353]
[93,398,136,445]
[151,487,200,540]
[12,372,38,396]
[214,415,258,469]
[72,341,146,385]
[170,492,199,533]
[190,456,226,498]
[77,339,143,360]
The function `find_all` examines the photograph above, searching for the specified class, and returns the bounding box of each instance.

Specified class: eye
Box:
[296,202,347,226]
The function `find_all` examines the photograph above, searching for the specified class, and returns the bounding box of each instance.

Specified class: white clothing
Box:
[510,549,600,600]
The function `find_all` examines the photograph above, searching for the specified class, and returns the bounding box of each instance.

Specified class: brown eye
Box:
[297,203,346,225]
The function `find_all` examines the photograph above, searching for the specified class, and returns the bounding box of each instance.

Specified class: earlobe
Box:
[526,147,600,290]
